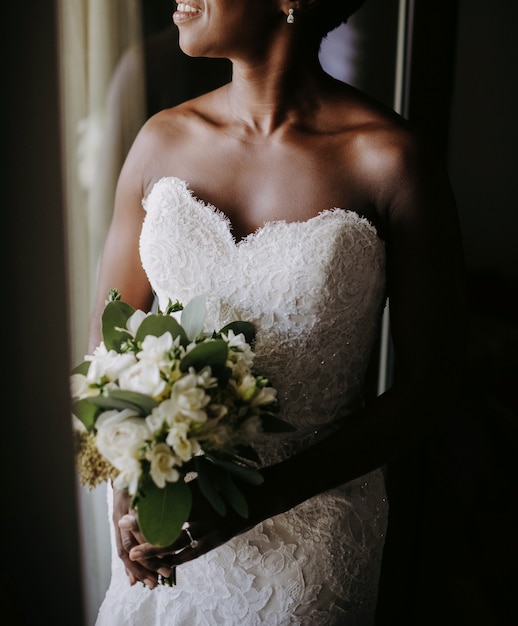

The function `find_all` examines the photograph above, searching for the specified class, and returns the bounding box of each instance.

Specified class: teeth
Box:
[177,3,199,12]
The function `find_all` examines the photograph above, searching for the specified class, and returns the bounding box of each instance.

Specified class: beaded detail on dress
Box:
[96,176,389,625]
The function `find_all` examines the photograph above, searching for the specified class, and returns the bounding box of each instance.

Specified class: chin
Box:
[178,37,207,59]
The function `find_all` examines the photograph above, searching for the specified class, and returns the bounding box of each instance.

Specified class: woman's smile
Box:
[173,2,202,24]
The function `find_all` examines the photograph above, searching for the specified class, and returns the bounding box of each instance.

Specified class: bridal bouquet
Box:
[71,290,290,548]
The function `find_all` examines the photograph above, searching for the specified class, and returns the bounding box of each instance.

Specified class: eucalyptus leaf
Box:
[231,444,261,464]
[206,454,264,485]
[136,478,192,547]
[180,340,228,373]
[181,294,206,341]
[135,314,188,346]
[104,389,159,415]
[260,413,296,432]
[102,300,136,351]
[86,392,154,416]
[223,473,249,518]
[71,360,90,376]
[195,456,227,516]
[71,398,100,431]
[218,320,256,344]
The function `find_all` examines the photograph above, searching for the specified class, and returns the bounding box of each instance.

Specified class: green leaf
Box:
[218,321,256,344]
[104,389,159,415]
[71,360,90,375]
[180,340,228,374]
[233,444,261,465]
[207,454,264,485]
[222,473,249,518]
[134,314,188,346]
[136,478,192,547]
[102,300,136,351]
[71,399,100,431]
[195,456,227,516]
[86,390,157,416]
[181,295,206,341]
[260,413,296,432]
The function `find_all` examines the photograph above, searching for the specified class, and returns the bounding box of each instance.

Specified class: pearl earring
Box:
[287,8,294,24]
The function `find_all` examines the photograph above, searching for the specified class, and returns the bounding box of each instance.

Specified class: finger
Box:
[128,527,193,563]
[115,518,158,587]
[165,528,224,567]
[119,545,159,588]
[118,513,145,540]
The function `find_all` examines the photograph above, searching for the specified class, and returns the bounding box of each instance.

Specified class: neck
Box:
[225,40,328,137]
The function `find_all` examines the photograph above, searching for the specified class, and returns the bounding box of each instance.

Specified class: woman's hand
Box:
[113,487,173,588]
[114,478,266,584]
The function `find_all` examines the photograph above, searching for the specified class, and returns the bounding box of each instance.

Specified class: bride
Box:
[90,0,466,624]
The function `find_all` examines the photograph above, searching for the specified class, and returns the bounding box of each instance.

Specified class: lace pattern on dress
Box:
[95,176,389,625]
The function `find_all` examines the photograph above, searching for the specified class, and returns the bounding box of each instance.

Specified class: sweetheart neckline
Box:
[143,175,382,245]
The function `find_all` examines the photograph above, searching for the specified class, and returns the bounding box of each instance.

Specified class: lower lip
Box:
[172,10,202,24]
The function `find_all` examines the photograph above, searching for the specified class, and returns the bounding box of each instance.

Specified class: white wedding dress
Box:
[95,176,389,625]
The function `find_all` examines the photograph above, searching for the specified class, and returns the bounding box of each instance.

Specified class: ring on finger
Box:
[182,522,199,549]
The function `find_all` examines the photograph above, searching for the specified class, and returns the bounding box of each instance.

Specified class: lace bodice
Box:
[96,176,389,625]
[140,177,387,465]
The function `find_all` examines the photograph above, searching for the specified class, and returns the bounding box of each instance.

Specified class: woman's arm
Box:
[87,123,161,352]
[259,130,467,513]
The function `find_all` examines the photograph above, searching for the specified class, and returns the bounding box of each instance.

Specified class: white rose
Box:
[96,408,150,464]
[146,442,180,488]
[118,361,166,398]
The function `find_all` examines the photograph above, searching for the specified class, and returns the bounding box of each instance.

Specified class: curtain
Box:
[57,1,145,622]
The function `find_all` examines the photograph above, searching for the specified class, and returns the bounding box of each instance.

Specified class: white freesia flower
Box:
[72,414,88,433]
[224,330,255,365]
[96,408,150,466]
[146,442,180,487]
[113,456,142,495]
[169,373,210,422]
[235,374,260,402]
[146,398,177,433]
[70,373,99,399]
[165,421,200,462]
[137,331,176,367]
[118,360,166,398]
[85,343,137,383]
[252,386,278,406]
[194,366,218,389]
[126,309,149,337]
[145,407,165,434]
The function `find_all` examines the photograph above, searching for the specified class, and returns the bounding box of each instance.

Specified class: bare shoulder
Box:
[121,87,227,194]
[339,94,422,185]
[335,88,448,213]
[141,87,226,141]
